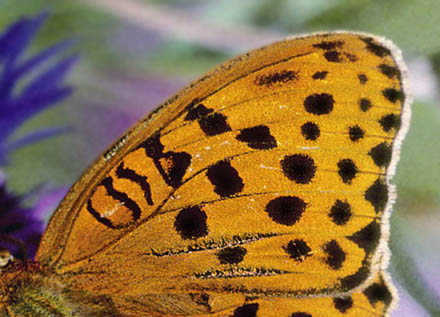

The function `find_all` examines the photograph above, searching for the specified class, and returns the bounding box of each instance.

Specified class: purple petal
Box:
[0,11,49,64]
[3,126,72,153]
[0,86,73,142]
[1,39,76,99]
[23,54,79,96]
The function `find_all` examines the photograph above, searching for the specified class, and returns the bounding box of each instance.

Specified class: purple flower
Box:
[0,10,77,163]
[0,11,77,259]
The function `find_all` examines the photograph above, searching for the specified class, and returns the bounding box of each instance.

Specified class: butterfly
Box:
[0,32,410,316]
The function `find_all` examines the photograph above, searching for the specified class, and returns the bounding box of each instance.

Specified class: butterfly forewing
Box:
[36,32,409,315]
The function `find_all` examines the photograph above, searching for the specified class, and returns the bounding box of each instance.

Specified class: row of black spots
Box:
[358,98,402,133]
[312,70,365,84]
[184,103,232,136]
[206,160,244,198]
[138,134,191,189]
[312,40,359,63]
[281,154,317,184]
[265,196,307,226]
[236,125,277,150]
[323,240,346,270]
[301,122,364,143]
[174,206,208,240]
[363,277,393,307]
[364,178,388,213]
[283,239,312,262]
[232,291,390,316]
[115,162,153,206]
[304,93,334,115]
[254,70,298,87]
[87,176,141,229]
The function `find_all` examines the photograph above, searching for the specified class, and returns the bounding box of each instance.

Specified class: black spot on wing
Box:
[304,93,334,115]
[301,122,320,140]
[174,206,208,240]
[363,279,393,306]
[217,246,247,264]
[379,113,401,132]
[184,103,231,136]
[348,221,381,254]
[348,125,364,142]
[236,125,277,150]
[313,40,344,50]
[255,70,298,87]
[369,142,392,168]
[329,200,352,226]
[161,152,192,188]
[323,240,346,270]
[207,160,244,197]
[340,267,370,291]
[199,112,231,136]
[361,37,391,57]
[265,196,306,226]
[312,71,328,80]
[365,178,388,213]
[383,88,404,103]
[358,73,368,84]
[281,154,316,184]
[233,303,259,317]
[379,64,401,79]
[333,296,353,313]
[283,239,312,262]
[324,50,342,62]
[337,159,358,184]
[185,104,213,121]
[359,98,372,112]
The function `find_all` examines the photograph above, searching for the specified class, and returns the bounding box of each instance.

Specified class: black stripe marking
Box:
[87,176,141,229]
[116,162,154,206]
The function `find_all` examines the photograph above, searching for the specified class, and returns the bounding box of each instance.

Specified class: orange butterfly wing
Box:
[36,32,409,315]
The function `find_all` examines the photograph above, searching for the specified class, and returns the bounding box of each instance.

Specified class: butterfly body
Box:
[0,32,410,316]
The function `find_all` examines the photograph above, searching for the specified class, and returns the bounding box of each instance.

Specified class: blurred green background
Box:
[1,1,439,315]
